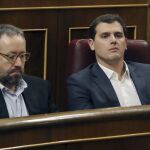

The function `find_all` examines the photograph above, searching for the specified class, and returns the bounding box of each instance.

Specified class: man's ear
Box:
[88,38,95,51]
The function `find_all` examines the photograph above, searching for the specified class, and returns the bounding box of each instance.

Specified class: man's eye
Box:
[101,34,109,38]
[8,55,16,60]
[20,54,25,59]
[115,33,124,38]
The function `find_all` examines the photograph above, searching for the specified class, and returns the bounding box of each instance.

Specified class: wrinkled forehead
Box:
[0,34,26,53]
[0,33,25,41]
[0,34,26,44]
[95,21,124,34]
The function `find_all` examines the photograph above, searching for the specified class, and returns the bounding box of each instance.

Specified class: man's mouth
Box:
[9,69,22,76]
[109,47,119,52]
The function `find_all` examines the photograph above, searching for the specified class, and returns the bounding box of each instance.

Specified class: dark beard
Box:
[0,74,22,88]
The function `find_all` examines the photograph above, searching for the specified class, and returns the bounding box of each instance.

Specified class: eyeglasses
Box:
[0,52,30,64]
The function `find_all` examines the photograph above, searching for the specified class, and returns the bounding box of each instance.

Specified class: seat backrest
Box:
[125,39,150,63]
[65,39,150,78]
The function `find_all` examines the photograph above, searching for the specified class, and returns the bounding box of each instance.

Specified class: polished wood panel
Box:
[0,106,150,149]
[0,0,148,8]
[147,0,150,43]
[24,30,46,78]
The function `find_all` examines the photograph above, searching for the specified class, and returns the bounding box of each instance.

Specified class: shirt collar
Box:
[0,82,4,90]
[0,78,28,95]
[97,61,130,80]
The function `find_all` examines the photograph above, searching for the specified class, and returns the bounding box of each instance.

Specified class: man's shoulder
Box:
[127,61,150,69]
[67,63,96,82]
[22,74,48,85]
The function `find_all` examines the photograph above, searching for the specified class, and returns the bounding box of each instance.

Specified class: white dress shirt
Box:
[0,79,29,118]
[98,62,141,107]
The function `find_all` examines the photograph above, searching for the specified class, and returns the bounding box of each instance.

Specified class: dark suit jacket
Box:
[0,74,57,118]
[67,62,150,110]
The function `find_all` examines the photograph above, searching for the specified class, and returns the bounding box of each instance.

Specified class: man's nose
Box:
[110,34,116,41]
[14,57,23,66]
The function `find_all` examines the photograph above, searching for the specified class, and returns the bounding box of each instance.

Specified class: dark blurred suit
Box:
[0,74,57,118]
[67,62,150,110]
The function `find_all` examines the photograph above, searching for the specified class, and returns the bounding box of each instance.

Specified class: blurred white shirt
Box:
[0,79,29,118]
[98,62,141,107]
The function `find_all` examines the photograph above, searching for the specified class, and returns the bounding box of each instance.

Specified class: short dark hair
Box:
[0,24,25,39]
[89,14,127,39]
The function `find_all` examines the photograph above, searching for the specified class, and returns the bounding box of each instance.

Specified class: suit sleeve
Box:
[67,75,93,110]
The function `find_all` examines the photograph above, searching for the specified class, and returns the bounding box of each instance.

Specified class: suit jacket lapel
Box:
[91,63,120,107]
[0,91,9,118]
[22,86,40,115]
[128,64,149,105]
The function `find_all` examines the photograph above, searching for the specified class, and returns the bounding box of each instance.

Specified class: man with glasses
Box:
[0,24,57,118]
[67,14,150,110]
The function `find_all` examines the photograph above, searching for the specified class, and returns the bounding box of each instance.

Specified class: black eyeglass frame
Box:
[0,52,30,64]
